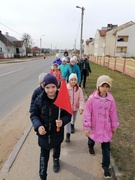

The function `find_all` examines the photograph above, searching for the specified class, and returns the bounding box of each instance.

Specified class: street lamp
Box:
[76,6,85,58]
[40,35,44,51]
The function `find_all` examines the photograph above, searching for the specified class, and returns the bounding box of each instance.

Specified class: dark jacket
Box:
[29,86,44,113]
[78,58,92,76]
[30,90,71,150]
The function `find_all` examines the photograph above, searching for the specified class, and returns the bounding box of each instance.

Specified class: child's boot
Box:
[89,146,95,155]
[71,124,75,133]
[53,158,60,173]
[65,133,70,142]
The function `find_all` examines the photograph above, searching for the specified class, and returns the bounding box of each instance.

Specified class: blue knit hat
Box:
[43,73,58,87]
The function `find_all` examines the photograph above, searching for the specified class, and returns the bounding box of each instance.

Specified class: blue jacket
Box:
[59,63,69,79]
[65,64,81,83]
[30,90,71,150]
[53,59,62,65]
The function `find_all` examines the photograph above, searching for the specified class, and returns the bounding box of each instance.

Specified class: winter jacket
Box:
[53,59,62,65]
[65,64,81,83]
[30,90,71,150]
[29,86,44,113]
[82,90,119,143]
[59,63,69,79]
[67,83,84,111]
[78,58,92,76]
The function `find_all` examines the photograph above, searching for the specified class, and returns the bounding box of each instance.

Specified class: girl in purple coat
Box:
[82,75,119,179]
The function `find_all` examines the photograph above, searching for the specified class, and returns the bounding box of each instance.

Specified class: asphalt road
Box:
[0,57,54,120]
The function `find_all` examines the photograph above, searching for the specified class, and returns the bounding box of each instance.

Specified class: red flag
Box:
[54,79,72,115]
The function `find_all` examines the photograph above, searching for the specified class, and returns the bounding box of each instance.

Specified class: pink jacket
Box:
[82,90,119,143]
[50,70,62,85]
[67,83,84,112]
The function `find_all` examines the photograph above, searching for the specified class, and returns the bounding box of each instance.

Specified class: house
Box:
[94,24,118,57]
[84,38,94,56]
[0,31,26,58]
[105,21,135,57]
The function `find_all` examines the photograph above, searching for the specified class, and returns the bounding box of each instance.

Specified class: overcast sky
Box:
[0,0,135,49]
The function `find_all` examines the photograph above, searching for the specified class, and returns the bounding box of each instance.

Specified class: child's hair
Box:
[51,63,59,70]
[38,73,47,84]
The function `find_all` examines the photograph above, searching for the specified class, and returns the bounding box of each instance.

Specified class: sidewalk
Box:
[0,57,41,64]
[0,112,117,180]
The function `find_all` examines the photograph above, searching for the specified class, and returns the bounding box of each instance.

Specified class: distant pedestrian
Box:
[53,53,62,65]
[63,51,69,57]
[29,72,46,113]
[43,53,46,59]
[82,75,119,178]
[30,74,71,180]
[78,53,92,88]
[65,73,84,142]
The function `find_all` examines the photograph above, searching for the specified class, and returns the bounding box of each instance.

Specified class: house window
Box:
[116,46,127,53]
[117,36,128,42]
[0,47,2,52]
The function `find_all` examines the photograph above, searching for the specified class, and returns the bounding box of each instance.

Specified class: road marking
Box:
[0,68,24,77]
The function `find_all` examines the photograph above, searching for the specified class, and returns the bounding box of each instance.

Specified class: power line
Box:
[0,22,23,36]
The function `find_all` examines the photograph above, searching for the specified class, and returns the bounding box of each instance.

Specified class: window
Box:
[116,46,127,53]
[117,36,128,42]
[0,47,2,52]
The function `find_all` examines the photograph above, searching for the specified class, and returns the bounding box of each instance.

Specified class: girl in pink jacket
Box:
[66,73,84,142]
[82,75,119,179]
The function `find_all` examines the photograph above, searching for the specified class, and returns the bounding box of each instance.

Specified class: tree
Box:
[22,33,33,54]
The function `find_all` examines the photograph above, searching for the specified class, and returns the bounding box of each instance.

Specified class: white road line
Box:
[0,68,24,77]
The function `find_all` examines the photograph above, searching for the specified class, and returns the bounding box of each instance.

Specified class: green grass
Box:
[85,62,135,179]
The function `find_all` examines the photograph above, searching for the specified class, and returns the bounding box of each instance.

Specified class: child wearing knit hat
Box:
[29,72,47,113]
[30,73,71,179]
[82,75,119,178]
[65,73,84,142]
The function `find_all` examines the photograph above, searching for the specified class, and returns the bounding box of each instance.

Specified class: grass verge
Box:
[85,62,135,180]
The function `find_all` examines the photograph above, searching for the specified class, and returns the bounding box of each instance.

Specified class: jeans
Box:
[88,137,110,168]
[39,144,61,179]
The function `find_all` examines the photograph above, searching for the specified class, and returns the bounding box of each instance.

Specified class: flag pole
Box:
[56,108,61,132]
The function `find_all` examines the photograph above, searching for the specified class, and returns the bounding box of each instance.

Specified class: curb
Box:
[0,123,32,180]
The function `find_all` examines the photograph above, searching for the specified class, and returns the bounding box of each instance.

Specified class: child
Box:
[50,63,62,88]
[59,57,69,80]
[53,53,62,65]
[65,73,84,142]
[82,75,119,178]
[65,57,81,83]
[78,53,92,89]
[30,74,71,180]
[29,72,46,113]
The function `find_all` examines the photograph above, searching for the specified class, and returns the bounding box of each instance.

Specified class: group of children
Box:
[30,52,119,180]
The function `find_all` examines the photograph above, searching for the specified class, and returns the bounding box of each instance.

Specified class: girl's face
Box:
[98,83,110,97]
[69,78,77,87]
[53,65,58,70]
[62,60,66,64]
[44,84,57,98]
[70,61,76,66]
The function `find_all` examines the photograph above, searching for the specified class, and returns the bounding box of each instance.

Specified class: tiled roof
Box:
[13,41,24,47]
[99,30,107,37]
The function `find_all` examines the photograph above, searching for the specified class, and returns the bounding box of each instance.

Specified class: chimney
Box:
[6,32,9,36]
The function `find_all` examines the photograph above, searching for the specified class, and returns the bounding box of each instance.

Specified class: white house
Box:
[0,31,26,58]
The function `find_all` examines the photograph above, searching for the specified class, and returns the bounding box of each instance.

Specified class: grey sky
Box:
[0,0,135,49]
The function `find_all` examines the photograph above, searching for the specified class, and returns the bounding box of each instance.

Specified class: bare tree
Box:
[22,33,33,54]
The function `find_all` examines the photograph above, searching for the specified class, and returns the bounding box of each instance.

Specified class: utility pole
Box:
[76,6,85,58]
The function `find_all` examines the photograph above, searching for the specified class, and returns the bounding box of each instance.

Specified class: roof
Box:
[0,31,14,46]
[99,30,107,37]
[13,41,24,47]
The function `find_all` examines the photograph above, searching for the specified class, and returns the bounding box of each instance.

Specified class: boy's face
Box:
[82,55,87,60]
[44,84,57,98]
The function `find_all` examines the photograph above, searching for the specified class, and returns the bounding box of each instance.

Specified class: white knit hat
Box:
[62,57,66,62]
[69,73,78,81]
[70,57,76,63]
[96,75,112,89]
[55,53,60,58]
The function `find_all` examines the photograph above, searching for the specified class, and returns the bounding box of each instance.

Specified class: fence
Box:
[90,56,135,78]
